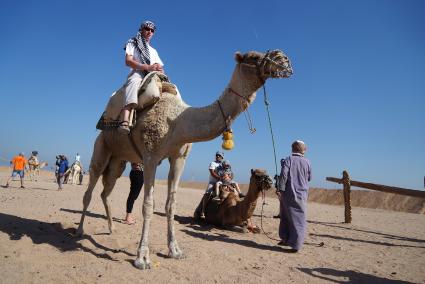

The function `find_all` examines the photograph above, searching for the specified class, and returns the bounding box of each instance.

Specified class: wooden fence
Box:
[326,170,425,223]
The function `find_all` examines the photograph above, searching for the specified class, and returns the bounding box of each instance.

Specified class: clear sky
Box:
[1,0,424,189]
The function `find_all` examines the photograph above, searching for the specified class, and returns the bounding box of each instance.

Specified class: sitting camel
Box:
[77,50,292,269]
[194,169,272,231]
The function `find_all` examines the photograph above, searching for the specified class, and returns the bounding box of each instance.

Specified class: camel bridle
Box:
[254,173,273,192]
[217,50,292,135]
[257,50,293,79]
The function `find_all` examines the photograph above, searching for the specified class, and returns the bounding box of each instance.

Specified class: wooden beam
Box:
[326,177,343,184]
[326,177,425,198]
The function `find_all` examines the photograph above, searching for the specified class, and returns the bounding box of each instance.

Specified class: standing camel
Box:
[66,162,83,185]
[77,50,293,269]
[27,157,48,182]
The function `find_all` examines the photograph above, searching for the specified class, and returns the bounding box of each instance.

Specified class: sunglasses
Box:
[143,27,155,33]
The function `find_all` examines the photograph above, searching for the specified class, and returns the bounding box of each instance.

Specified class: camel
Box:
[194,169,273,229]
[66,162,83,185]
[77,49,292,269]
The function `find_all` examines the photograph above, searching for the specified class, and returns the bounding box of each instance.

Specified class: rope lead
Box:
[263,85,279,178]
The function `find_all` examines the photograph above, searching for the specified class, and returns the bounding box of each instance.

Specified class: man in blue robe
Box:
[277,140,312,252]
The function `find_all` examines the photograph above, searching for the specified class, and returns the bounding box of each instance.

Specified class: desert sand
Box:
[0,167,424,283]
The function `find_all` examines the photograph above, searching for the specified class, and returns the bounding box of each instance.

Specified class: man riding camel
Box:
[119,20,164,133]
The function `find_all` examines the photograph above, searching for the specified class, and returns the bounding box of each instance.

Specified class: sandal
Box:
[118,121,130,134]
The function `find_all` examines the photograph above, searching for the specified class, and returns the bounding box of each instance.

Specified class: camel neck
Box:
[238,178,262,220]
[175,64,264,144]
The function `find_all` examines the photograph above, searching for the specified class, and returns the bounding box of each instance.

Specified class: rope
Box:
[259,190,281,242]
[217,100,229,131]
[263,85,279,177]
[258,84,281,242]
[243,109,256,134]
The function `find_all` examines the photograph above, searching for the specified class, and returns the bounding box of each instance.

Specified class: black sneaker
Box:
[20,186,25,189]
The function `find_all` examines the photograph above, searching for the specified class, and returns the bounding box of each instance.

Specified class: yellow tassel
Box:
[222,130,234,150]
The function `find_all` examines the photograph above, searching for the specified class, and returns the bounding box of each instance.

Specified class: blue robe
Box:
[278,153,312,250]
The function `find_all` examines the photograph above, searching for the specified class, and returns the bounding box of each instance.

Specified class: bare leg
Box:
[4,176,12,187]
[166,155,186,259]
[134,159,157,269]
[120,108,131,123]
[76,135,111,236]
[101,157,126,234]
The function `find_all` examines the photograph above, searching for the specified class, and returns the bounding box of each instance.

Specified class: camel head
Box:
[235,50,293,81]
[250,169,273,192]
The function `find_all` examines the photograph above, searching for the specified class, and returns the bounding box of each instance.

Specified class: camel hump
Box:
[96,72,181,130]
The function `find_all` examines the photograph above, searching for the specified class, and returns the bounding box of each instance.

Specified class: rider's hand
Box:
[153,63,163,72]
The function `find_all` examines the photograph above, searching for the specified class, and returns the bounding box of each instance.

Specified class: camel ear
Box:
[251,169,254,175]
[235,51,244,63]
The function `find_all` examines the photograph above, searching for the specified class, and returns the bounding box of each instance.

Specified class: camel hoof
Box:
[168,250,185,259]
[134,258,151,270]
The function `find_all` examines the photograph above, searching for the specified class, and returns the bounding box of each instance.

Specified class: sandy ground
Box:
[0,168,424,284]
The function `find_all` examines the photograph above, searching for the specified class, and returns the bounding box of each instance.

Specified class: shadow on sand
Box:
[298,267,415,284]
[0,212,135,261]
[180,228,287,253]
[154,211,196,225]
[60,208,107,220]
[308,220,425,248]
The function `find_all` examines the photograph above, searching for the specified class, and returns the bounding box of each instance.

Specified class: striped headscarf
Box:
[125,21,156,67]
[126,31,150,66]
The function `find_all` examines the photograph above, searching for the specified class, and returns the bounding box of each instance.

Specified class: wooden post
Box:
[342,170,352,223]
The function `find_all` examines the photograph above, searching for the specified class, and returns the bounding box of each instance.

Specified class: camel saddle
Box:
[96,71,178,130]
[218,183,238,200]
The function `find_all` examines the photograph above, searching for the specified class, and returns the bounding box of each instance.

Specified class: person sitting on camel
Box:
[213,160,245,200]
[119,20,164,133]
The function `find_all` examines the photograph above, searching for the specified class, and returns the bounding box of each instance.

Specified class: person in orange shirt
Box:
[3,152,27,189]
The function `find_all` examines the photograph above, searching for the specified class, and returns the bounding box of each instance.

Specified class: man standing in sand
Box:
[3,152,27,189]
[118,20,164,133]
[56,155,69,190]
[276,140,312,252]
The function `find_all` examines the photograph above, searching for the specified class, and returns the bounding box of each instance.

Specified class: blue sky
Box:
[0,0,424,189]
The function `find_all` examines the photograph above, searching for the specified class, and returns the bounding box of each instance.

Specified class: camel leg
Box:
[76,135,111,236]
[100,157,126,234]
[134,159,157,270]
[165,155,186,259]
[72,171,77,184]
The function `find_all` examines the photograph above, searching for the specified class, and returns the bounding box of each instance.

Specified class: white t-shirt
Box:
[125,42,164,73]
[75,155,80,162]
[208,161,221,183]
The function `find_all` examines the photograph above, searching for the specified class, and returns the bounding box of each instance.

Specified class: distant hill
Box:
[157,180,425,214]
